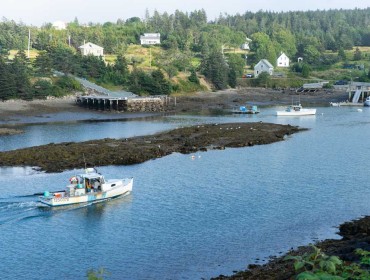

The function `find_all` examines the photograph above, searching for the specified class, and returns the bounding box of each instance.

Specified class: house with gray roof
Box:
[79,42,104,57]
[254,59,274,77]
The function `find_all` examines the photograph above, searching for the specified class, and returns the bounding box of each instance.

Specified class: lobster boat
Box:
[276,104,316,116]
[39,168,133,207]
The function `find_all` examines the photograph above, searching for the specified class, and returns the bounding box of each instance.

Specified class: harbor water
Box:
[0,106,370,279]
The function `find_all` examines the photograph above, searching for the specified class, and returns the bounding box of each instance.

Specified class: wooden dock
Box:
[76,95,165,112]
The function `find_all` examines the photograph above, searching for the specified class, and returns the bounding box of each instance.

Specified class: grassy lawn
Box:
[9,49,39,60]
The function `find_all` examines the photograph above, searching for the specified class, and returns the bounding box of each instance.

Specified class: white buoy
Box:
[357,109,363,112]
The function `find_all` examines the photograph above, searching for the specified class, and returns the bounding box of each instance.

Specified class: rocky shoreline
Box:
[212,216,370,279]
[0,122,302,172]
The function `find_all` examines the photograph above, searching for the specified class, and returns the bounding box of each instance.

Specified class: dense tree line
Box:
[1,8,370,100]
[0,49,83,101]
[1,9,370,57]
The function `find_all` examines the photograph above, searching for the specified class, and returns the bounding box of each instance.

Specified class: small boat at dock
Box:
[39,168,133,207]
[233,105,260,114]
[276,104,316,116]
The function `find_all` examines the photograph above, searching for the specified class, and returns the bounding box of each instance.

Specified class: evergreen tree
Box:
[228,68,237,88]
[201,50,229,90]
[188,69,199,84]
[49,46,76,74]
[113,55,130,85]
[338,48,347,61]
[151,69,171,95]
[0,58,16,100]
[353,47,362,61]
[33,79,53,99]
[33,51,53,76]
[11,51,32,99]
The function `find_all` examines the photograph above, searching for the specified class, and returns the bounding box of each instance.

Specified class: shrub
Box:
[285,246,370,279]
[55,76,83,91]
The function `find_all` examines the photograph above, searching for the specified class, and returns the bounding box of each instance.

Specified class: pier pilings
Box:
[76,96,165,112]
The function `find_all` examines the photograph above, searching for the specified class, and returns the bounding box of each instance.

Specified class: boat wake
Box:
[0,200,42,225]
[0,192,130,225]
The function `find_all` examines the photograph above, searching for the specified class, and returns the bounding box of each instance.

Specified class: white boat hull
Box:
[276,109,316,116]
[39,178,133,207]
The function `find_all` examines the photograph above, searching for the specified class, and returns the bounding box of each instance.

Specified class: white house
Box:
[140,33,161,45]
[277,52,290,67]
[78,42,104,57]
[254,59,274,77]
[52,21,67,30]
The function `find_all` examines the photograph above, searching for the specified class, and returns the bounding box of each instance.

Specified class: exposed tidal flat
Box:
[0,93,369,279]
[0,122,302,172]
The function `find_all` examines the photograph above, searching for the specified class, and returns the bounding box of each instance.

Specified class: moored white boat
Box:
[39,168,133,207]
[364,96,370,107]
[276,104,316,116]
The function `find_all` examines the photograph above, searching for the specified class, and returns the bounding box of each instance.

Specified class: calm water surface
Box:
[0,106,370,279]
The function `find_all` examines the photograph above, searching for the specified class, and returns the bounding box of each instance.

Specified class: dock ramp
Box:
[352,89,362,103]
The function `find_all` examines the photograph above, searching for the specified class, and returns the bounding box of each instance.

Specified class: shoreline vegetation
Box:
[0,87,368,279]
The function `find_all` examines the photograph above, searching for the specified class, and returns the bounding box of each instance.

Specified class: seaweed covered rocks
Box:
[0,122,303,172]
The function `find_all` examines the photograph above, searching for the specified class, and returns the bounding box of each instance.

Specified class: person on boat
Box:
[93,180,100,192]
[85,179,92,192]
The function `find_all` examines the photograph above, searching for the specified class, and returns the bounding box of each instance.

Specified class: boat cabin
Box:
[67,168,108,196]
[287,104,302,112]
